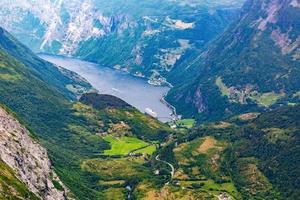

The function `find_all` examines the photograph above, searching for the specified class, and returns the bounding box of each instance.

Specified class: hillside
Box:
[0,159,39,200]
[0,27,92,99]
[167,0,300,121]
[152,105,300,199]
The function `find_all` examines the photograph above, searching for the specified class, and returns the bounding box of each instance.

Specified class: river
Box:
[39,54,174,122]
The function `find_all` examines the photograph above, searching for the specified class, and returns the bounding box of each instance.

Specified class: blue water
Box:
[40,54,174,122]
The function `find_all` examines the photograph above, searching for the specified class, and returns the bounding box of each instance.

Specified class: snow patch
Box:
[0,0,130,54]
[166,17,194,30]
[290,0,300,8]
[143,29,161,36]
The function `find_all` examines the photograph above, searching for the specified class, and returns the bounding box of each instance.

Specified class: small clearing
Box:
[250,92,282,107]
[197,137,217,153]
[239,113,260,120]
[103,136,150,156]
[176,119,195,128]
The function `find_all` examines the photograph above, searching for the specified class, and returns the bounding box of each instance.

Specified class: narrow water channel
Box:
[40,54,175,122]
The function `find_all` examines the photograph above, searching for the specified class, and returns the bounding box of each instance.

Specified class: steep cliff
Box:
[0,106,69,199]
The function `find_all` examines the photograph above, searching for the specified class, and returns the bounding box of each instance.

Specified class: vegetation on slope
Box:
[160,105,300,199]
[167,0,300,121]
[0,160,39,200]
[73,94,174,199]
[0,27,92,99]
[75,104,299,200]
[79,93,172,141]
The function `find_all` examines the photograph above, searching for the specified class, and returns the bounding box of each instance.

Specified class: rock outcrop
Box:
[0,107,68,200]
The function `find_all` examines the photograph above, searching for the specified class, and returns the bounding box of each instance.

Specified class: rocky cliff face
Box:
[0,0,134,54]
[0,107,69,200]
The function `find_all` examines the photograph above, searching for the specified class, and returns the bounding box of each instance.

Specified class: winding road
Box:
[155,155,175,180]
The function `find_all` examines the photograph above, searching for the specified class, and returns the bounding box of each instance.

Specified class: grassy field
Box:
[234,157,278,199]
[0,160,39,200]
[264,128,290,143]
[81,156,158,199]
[174,179,239,199]
[200,180,239,198]
[216,76,283,107]
[168,118,196,129]
[103,136,154,156]
[216,77,230,97]
[251,92,282,107]
[135,145,156,155]
[102,188,126,200]
[177,119,195,129]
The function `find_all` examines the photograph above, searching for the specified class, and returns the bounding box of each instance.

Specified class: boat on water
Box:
[145,108,158,118]
[112,87,120,92]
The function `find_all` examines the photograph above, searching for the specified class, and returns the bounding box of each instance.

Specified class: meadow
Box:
[102,136,156,156]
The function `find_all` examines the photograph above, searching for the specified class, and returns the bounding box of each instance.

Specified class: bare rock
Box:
[0,107,69,200]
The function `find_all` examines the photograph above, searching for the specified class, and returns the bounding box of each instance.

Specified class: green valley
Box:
[152,105,300,200]
[0,0,299,199]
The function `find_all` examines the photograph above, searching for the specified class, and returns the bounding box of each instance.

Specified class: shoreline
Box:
[130,70,178,122]
[100,67,179,121]
[160,92,179,121]
[40,53,178,122]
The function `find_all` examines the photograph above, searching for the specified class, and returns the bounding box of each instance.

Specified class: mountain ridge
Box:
[0,27,92,99]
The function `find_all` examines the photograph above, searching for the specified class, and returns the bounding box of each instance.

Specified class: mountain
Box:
[0,0,244,85]
[166,0,300,121]
[0,27,101,199]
